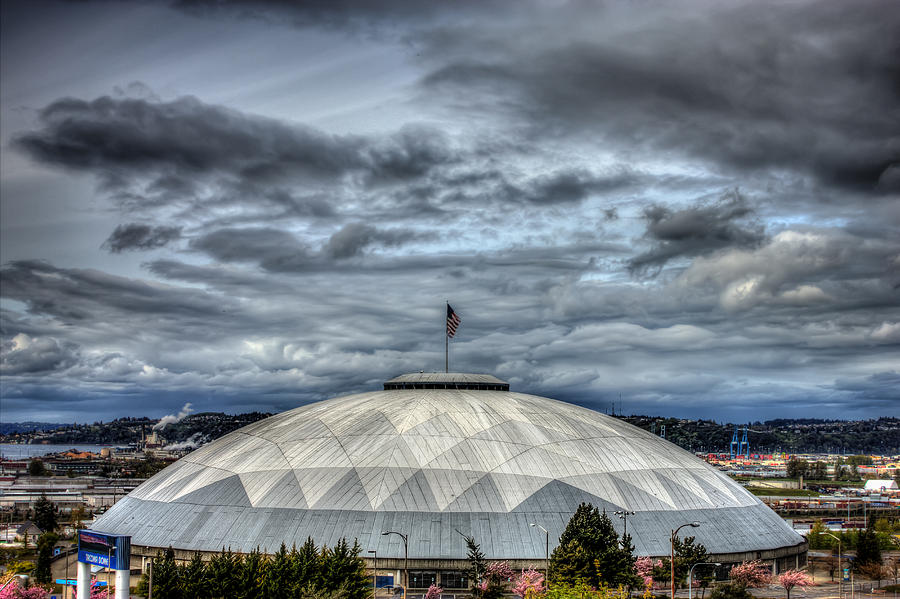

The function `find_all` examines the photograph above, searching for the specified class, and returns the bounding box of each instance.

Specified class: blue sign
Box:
[77,530,131,571]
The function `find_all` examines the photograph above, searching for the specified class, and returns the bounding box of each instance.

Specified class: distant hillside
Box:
[617,415,900,454]
[2,413,898,455]
[0,421,71,435]
[0,412,272,446]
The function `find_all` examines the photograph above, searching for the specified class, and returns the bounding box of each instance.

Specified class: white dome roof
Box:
[94,374,805,558]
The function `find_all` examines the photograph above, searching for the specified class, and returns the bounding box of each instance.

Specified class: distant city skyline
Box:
[1,0,898,423]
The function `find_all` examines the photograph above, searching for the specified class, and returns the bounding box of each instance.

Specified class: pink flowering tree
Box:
[485,561,515,580]
[635,557,663,589]
[89,587,109,599]
[778,570,813,599]
[0,579,51,599]
[424,583,443,599]
[479,561,515,598]
[513,568,546,598]
[730,561,772,589]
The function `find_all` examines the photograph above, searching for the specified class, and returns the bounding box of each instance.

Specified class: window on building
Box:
[441,570,468,589]
[409,571,437,588]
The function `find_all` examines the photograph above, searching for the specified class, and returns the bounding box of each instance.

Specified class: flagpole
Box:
[445,301,449,373]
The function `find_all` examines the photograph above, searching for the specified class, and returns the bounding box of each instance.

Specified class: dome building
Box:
[94,373,806,592]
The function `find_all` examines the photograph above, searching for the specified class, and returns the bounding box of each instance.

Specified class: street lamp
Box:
[671,521,701,599]
[614,510,636,539]
[529,523,550,563]
[368,550,377,598]
[382,530,408,599]
[819,531,842,599]
[688,562,721,599]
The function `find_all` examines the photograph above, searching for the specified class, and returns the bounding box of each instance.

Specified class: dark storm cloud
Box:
[0,334,79,375]
[366,125,458,184]
[418,1,900,194]
[11,90,654,257]
[189,224,435,271]
[323,222,422,259]
[102,223,182,253]
[14,96,456,192]
[170,0,509,29]
[15,96,363,180]
[167,0,899,195]
[8,94,626,229]
[629,192,765,274]
[520,169,637,205]
[830,372,900,410]
[190,227,312,269]
[0,260,245,334]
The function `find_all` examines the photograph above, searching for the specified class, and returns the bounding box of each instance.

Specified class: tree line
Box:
[460,503,711,598]
[139,539,369,599]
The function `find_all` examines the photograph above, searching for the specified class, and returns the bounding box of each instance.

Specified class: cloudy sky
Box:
[1,0,898,424]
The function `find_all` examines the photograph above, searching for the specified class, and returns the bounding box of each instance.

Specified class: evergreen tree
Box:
[786,458,808,479]
[179,552,209,599]
[616,533,642,588]
[855,521,882,570]
[207,549,241,599]
[320,538,369,599]
[812,462,827,480]
[32,493,57,532]
[293,537,321,595]
[658,535,709,588]
[548,503,638,588]
[238,547,266,599]
[548,538,592,587]
[808,521,828,550]
[28,459,48,477]
[34,532,59,583]
[71,505,87,532]
[463,533,487,597]
[135,567,150,597]
[261,543,291,599]
[152,547,182,599]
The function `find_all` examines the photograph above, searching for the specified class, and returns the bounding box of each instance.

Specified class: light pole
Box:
[65,543,70,599]
[382,530,408,599]
[819,531,842,599]
[688,562,721,599]
[671,521,701,599]
[615,510,636,539]
[368,550,377,598]
[529,523,550,564]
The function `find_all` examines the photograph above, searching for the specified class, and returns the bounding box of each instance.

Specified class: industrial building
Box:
[93,372,807,593]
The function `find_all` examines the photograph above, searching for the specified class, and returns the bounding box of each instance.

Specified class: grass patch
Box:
[883,585,900,593]
[746,487,820,497]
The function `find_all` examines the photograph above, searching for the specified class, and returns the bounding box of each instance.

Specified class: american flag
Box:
[447,304,461,338]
